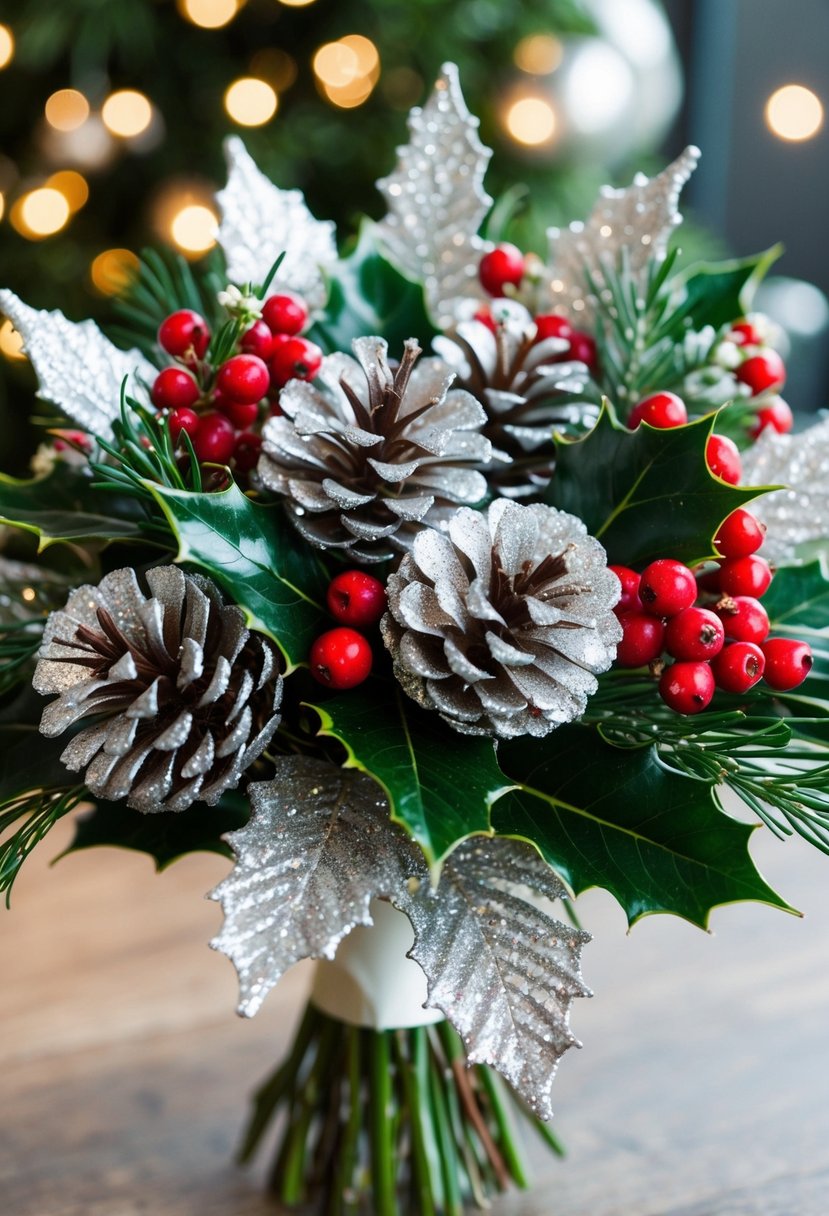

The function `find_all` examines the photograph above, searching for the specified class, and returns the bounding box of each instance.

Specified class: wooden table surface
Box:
[2,817,829,1216]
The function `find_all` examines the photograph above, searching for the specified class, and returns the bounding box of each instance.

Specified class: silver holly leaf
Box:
[216,137,337,311]
[741,415,829,563]
[396,836,591,1121]
[543,146,701,325]
[375,63,493,328]
[0,289,155,442]
[208,756,422,1017]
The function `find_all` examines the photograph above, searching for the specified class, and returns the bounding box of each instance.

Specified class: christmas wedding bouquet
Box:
[3,65,829,1215]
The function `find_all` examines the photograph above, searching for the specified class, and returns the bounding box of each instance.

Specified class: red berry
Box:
[627,391,688,431]
[761,638,813,691]
[327,570,387,629]
[731,320,762,346]
[718,555,773,599]
[534,314,573,344]
[216,354,270,405]
[310,627,373,689]
[233,431,262,473]
[568,330,597,370]
[192,412,236,464]
[615,613,665,667]
[472,307,497,333]
[151,367,200,411]
[478,243,525,297]
[711,641,765,693]
[270,336,323,389]
[665,606,725,661]
[168,406,200,442]
[609,565,641,615]
[706,433,742,484]
[638,559,697,618]
[715,595,770,644]
[217,395,259,429]
[659,661,716,714]
[695,564,723,594]
[736,349,786,396]
[240,319,275,361]
[158,309,210,360]
[262,292,310,336]
[751,396,793,437]
[714,509,766,558]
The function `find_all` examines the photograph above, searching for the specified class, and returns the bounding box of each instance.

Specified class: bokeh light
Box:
[11,187,71,239]
[277,0,317,6]
[765,84,823,142]
[102,90,153,138]
[47,170,89,211]
[224,77,278,126]
[170,203,218,254]
[505,96,557,146]
[90,248,140,296]
[0,319,26,361]
[0,192,4,222]
[250,48,298,92]
[513,34,563,75]
[314,35,380,109]
[177,0,239,28]
[0,25,13,70]
[44,89,90,132]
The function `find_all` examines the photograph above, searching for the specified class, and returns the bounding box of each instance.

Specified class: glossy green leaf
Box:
[494,727,792,928]
[0,463,146,549]
[148,481,326,673]
[64,795,248,869]
[677,246,781,332]
[309,684,512,865]
[547,406,764,566]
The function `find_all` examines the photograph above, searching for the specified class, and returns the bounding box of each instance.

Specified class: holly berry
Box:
[706,433,742,485]
[534,314,573,344]
[714,509,766,559]
[751,396,793,437]
[310,627,373,689]
[615,613,665,667]
[627,391,688,431]
[658,661,716,714]
[718,555,773,599]
[233,431,262,473]
[192,412,236,464]
[168,406,200,443]
[478,243,525,297]
[151,367,200,411]
[270,336,323,388]
[216,354,269,404]
[327,570,387,629]
[158,309,210,360]
[609,565,641,615]
[472,307,497,333]
[736,349,786,396]
[715,595,770,644]
[568,330,597,370]
[761,638,813,691]
[638,559,697,618]
[217,395,259,429]
[665,606,725,662]
[711,642,765,693]
[731,320,763,347]
[262,292,310,337]
[240,319,275,361]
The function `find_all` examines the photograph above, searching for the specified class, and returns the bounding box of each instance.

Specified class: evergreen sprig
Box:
[0,620,45,697]
[110,247,225,360]
[0,784,86,906]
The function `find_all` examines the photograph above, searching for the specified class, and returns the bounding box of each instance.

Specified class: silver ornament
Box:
[543,145,700,323]
[741,416,829,563]
[0,289,154,442]
[375,63,493,328]
[216,137,337,312]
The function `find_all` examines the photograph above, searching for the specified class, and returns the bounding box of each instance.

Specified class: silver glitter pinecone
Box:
[434,316,599,497]
[381,499,622,738]
[257,336,491,563]
[33,566,282,812]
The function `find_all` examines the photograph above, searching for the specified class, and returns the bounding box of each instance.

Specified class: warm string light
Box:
[0,318,26,360]
[44,89,90,132]
[505,96,557,146]
[765,84,824,142]
[102,90,153,138]
[277,0,317,6]
[90,248,140,295]
[170,203,218,254]
[0,192,4,222]
[47,170,89,211]
[313,35,380,109]
[10,188,71,239]
[177,0,240,28]
[224,77,278,126]
[513,34,563,75]
[0,24,13,70]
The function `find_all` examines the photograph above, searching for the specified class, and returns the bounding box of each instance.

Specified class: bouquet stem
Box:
[239,1000,564,1215]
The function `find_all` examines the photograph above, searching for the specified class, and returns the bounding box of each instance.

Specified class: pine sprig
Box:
[0,620,45,697]
[110,247,225,360]
[0,784,86,905]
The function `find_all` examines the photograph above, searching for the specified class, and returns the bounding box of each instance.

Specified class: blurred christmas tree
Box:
[0,0,682,470]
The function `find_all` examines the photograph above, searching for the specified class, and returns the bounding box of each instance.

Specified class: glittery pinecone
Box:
[434,315,599,497]
[381,499,621,738]
[257,336,492,563]
[33,566,282,812]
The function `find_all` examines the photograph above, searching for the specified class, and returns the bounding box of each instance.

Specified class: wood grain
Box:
[2,818,829,1215]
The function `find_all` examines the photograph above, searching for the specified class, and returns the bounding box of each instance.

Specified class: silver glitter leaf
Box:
[216,137,337,311]
[543,146,700,325]
[375,63,493,328]
[741,416,829,563]
[209,756,423,1017]
[0,289,155,442]
[397,836,591,1121]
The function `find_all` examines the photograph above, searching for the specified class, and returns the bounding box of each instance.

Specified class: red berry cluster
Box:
[625,390,744,486]
[722,316,792,438]
[611,508,812,714]
[309,570,387,690]
[150,295,322,478]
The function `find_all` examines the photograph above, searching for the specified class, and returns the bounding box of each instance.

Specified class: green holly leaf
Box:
[0,463,147,549]
[762,559,829,634]
[678,245,781,332]
[309,684,513,866]
[309,221,437,355]
[147,481,326,674]
[546,406,764,567]
[494,726,792,928]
